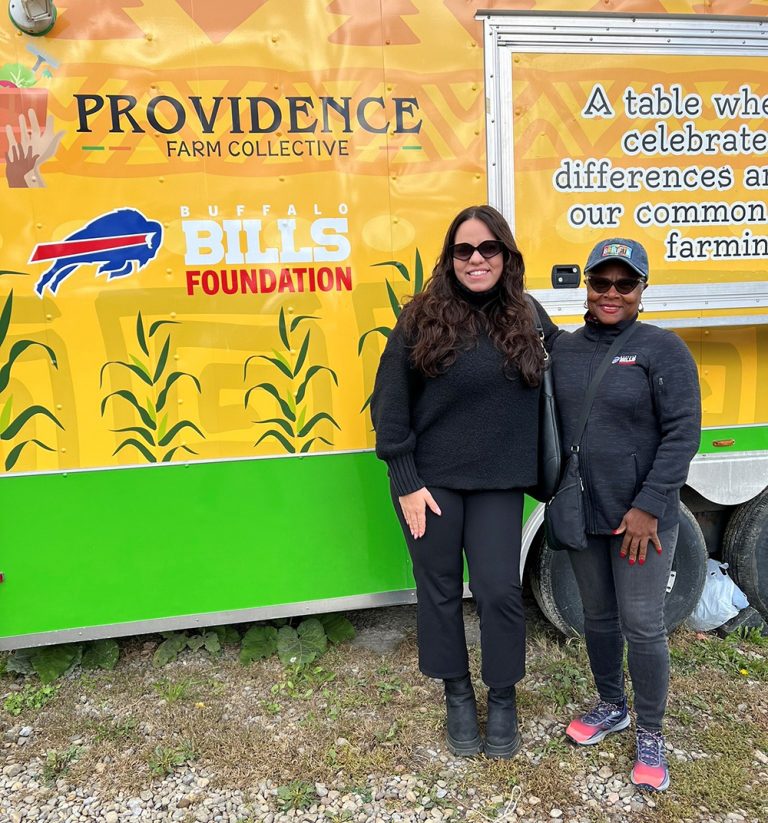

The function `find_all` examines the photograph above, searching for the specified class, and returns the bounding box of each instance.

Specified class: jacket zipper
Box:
[580,338,604,534]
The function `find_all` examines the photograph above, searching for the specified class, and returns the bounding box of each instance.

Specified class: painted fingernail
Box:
[628,558,635,565]
[612,529,619,534]
[639,557,645,565]
[619,552,626,559]
[656,547,663,554]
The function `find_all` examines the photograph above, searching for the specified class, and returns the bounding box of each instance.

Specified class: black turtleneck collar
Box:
[582,311,639,340]
[453,278,500,309]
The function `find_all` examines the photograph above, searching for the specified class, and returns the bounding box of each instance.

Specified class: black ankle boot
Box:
[443,674,482,757]
[485,685,522,758]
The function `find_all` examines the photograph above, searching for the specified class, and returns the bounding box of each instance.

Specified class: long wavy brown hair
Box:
[399,205,543,385]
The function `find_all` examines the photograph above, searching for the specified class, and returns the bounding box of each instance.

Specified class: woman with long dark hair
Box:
[371,205,559,758]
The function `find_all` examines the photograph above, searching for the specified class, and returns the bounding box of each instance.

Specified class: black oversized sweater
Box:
[370,293,559,496]
[551,315,701,534]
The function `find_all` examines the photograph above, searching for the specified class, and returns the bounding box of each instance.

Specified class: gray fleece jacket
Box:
[551,315,701,534]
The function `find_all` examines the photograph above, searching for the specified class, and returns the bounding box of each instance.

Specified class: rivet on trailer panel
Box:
[159,177,165,183]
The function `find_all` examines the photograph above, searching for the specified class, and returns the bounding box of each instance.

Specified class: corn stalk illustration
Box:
[100,312,203,463]
[357,248,425,412]
[0,279,63,471]
[244,308,339,454]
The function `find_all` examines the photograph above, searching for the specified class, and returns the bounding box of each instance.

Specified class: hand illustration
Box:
[4,108,64,188]
[5,134,37,188]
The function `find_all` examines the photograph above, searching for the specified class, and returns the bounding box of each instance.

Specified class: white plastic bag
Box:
[685,560,750,632]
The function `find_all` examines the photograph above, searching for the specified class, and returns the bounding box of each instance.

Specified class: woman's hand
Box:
[398,487,442,539]
[613,508,661,566]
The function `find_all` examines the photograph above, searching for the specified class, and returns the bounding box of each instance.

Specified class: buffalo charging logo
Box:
[29,208,163,297]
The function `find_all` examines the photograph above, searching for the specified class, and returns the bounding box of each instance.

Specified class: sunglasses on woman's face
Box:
[449,240,505,261]
[586,275,643,295]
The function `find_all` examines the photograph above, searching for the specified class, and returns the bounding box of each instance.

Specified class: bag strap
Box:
[526,295,549,365]
[570,321,640,451]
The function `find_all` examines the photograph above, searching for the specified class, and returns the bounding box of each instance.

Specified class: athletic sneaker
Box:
[630,727,670,792]
[565,697,630,745]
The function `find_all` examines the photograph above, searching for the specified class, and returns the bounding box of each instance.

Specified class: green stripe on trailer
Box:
[699,426,768,454]
[0,453,414,642]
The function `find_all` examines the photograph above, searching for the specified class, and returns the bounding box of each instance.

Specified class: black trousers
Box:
[392,486,525,688]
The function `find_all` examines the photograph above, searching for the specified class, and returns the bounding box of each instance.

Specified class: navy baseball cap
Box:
[585,238,649,281]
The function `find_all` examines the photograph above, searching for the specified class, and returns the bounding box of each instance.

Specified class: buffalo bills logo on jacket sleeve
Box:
[29,208,163,297]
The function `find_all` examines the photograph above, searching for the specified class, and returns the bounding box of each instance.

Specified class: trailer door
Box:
[480,11,768,504]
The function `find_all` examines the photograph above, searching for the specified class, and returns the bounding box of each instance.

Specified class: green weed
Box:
[275,779,316,811]
[3,683,58,716]
[271,663,336,700]
[42,745,81,785]
[147,740,196,776]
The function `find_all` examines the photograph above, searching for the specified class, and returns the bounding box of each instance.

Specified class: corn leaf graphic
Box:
[358,248,426,413]
[0,288,63,471]
[101,312,203,464]
[245,308,338,454]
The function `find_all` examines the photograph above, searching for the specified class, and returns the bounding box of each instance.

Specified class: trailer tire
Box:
[530,502,707,637]
[722,489,768,620]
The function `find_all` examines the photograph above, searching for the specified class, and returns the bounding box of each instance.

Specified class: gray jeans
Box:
[568,526,678,731]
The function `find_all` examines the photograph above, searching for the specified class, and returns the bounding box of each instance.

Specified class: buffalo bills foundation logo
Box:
[29,208,163,297]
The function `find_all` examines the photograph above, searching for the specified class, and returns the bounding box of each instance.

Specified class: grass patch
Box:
[152,676,200,703]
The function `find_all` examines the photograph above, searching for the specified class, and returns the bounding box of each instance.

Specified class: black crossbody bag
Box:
[545,322,640,552]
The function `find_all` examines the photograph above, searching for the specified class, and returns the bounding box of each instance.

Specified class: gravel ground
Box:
[1,602,767,823]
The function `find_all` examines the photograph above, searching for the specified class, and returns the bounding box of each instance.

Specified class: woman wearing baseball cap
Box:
[551,238,701,792]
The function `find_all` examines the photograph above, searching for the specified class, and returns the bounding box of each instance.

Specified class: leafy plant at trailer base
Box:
[244,307,339,454]
[0,288,64,470]
[100,311,203,463]
[239,613,355,667]
[4,638,120,684]
[358,248,425,412]
[239,625,278,665]
[152,630,222,667]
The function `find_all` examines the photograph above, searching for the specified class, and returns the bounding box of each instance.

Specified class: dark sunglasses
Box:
[449,240,505,261]
[586,275,643,295]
